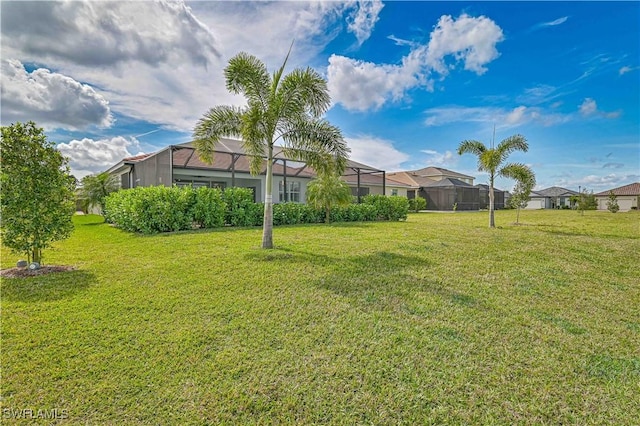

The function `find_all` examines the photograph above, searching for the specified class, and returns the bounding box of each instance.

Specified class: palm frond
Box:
[496,134,528,164]
[280,118,349,174]
[192,106,244,164]
[279,67,331,118]
[225,52,270,108]
[499,163,536,186]
[457,140,486,156]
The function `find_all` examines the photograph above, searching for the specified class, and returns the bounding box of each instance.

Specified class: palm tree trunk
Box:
[262,145,274,249]
[489,176,495,228]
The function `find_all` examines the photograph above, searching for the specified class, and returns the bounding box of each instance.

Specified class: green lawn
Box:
[2,210,639,424]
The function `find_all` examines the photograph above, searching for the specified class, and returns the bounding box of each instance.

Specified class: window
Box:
[391,189,398,196]
[350,187,370,197]
[279,181,300,202]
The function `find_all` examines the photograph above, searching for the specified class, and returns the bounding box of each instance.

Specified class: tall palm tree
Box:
[307,173,353,223]
[193,48,349,248]
[458,134,532,228]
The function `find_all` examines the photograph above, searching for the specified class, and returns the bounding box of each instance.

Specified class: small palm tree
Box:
[193,48,349,249]
[458,134,533,228]
[307,173,353,223]
[508,168,536,224]
[80,172,119,215]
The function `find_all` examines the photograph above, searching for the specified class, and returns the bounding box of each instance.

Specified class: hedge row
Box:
[104,186,408,234]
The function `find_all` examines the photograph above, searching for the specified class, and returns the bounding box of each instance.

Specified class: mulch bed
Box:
[0,265,75,278]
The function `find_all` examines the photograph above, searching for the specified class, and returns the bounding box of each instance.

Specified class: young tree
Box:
[575,189,598,215]
[1,122,75,265]
[606,190,619,213]
[80,172,120,215]
[508,168,536,224]
[193,47,349,248]
[458,134,533,228]
[307,173,353,223]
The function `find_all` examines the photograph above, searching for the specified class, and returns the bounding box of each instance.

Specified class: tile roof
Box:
[407,166,474,180]
[595,182,640,196]
[123,153,153,162]
[422,177,473,188]
[536,186,578,197]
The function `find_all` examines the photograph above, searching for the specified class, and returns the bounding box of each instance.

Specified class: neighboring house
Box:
[387,167,478,210]
[420,178,479,211]
[595,182,640,211]
[525,186,578,209]
[105,139,411,203]
[475,184,505,210]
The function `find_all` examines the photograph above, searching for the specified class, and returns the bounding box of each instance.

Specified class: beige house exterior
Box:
[595,182,640,211]
[105,139,411,203]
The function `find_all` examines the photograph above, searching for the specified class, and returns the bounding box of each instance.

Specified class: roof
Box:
[123,153,153,162]
[595,182,640,196]
[536,186,578,197]
[177,139,384,173]
[422,178,474,188]
[406,166,474,180]
[474,184,504,192]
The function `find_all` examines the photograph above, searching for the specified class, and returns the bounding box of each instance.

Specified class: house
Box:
[475,184,506,210]
[595,182,640,211]
[105,139,411,203]
[387,167,479,210]
[525,186,578,209]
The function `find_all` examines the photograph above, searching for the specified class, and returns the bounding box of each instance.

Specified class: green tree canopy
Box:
[606,191,619,213]
[307,173,353,223]
[508,167,536,224]
[80,172,120,215]
[1,121,75,265]
[193,47,349,248]
[458,134,533,228]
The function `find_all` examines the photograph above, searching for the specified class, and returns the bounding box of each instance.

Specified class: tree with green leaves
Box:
[574,189,598,215]
[1,122,75,265]
[193,47,349,248]
[458,134,533,228]
[79,172,120,215]
[508,167,536,224]
[307,173,353,223]
[606,191,619,213]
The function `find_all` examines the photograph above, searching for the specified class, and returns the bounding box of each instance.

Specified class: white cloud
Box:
[554,173,640,192]
[328,14,504,111]
[347,0,384,45]
[424,14,504,75]
[345,136,409,171]
[1,0,221,68]
[420,150,457,167]
[424,105,570,128]
[579,98,598,116]
[540,16,569,27]
[619,66,638,75]
[327,55,419,111]
[579,98,621,119]
[57,136,143,178]
[0,59,113,130]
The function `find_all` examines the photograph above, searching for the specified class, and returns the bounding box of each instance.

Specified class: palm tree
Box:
[80,172,119,215]
[193,48,349,248]
[458,134,532,228]
[307,173,353,223]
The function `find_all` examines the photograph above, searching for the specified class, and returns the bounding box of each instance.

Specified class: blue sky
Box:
[2,1,638,192]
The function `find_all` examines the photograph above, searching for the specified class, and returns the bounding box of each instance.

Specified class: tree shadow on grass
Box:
[246,248,483,312]
[1,270,95,303]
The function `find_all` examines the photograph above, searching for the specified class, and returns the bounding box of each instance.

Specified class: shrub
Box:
[362,195,409,221]
[192,187,226,228]
[222,187,256,227]
[273,202,305,226]
[408,197,427,212]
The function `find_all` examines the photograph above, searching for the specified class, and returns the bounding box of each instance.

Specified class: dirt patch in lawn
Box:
[0,265,76,278]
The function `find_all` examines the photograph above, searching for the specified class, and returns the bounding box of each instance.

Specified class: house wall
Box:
[597,195,638,211]
[525,198,545,209]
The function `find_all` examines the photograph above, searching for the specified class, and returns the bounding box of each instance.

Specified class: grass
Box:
[1,210,639,424]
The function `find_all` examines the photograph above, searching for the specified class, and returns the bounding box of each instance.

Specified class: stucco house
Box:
[386,167,482,210]
[595,182,640,211]
[105,139,411,203]
[525,186,578,209]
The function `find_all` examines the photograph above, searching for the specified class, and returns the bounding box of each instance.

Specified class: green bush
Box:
[408,197,427,212]
[222,187,256,227]
[362,194,409,221]
[192,187,226,228]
